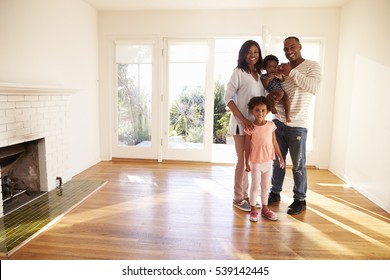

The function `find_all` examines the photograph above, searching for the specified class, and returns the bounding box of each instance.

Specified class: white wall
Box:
[330,0,390,212]
[98,8,340,165]
[0,0,101,178]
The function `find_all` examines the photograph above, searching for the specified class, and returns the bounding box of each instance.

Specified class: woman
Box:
[224,40,265,211]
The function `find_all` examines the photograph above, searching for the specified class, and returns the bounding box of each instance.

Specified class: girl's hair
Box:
[247,96,271,112]
[236,40,263,74]
[263,54,279,68]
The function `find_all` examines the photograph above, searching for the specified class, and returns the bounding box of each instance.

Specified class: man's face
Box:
[283,38,302,63]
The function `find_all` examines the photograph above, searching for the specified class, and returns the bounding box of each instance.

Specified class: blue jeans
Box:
[271,119,308,201]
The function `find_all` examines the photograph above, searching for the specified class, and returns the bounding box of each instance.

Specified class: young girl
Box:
[244,96,285,221]
[261,55,291,122]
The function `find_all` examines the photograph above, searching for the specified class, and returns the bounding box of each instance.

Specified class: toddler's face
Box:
[266,60,278,74]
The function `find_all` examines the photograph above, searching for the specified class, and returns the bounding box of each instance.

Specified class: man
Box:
[267,36,321,215]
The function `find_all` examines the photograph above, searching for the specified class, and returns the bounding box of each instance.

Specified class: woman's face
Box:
[245,45,259,68]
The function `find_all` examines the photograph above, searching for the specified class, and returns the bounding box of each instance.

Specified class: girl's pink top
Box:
[245,121,276,163]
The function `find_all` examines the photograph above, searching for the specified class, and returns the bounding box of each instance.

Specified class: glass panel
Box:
[169,43,208,62]
[116,44,152,63]
[212,39,245,162]
[168,43,207,150]
[116,44,152,147]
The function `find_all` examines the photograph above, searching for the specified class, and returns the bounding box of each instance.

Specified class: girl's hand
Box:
[279,158,285,169]
[245,162,251,172]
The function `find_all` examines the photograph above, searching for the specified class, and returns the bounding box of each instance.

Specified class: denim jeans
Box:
[271,119,308,201]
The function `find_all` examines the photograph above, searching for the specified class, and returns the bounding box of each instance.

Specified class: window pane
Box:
[168,42,207,149]
[116,44,152,147]
[169,42,208,62]
[116,44,152,63]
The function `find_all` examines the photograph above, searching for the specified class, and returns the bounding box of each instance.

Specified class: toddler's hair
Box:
[263,54,279,68]
[247,96,271,112]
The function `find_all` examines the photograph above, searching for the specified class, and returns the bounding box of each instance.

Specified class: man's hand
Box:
[278,63,292,76]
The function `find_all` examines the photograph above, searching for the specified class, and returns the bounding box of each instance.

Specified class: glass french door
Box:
[161,39,214,161]
[112,40,159,159]
[112,39,214,162]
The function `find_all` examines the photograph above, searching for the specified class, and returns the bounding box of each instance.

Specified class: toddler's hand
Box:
[275,72,283,80]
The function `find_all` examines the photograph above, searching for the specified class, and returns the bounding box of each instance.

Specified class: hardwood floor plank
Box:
[2,160,390,260]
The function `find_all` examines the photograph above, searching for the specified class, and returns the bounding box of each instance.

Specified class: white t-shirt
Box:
[224,68,266,135]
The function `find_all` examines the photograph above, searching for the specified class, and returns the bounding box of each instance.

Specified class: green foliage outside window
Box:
[169,86,205,143]
[117,63,151,146]
[169,80,230,144]
[213,80,230,144]
[118,63,230,145]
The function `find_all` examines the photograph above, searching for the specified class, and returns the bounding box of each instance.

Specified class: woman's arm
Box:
[226,100,254,131]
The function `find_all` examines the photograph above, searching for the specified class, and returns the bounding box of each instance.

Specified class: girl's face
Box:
[265,60,278,74]
[245,45,260,68]
[251,103,268,123]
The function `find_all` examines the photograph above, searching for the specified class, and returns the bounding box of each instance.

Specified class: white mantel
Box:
[0,83,78,95]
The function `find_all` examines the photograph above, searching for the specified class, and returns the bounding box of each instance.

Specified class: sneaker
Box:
[268,192,281,205]
[233,199,251,212]
[244,197,261,208]
[261,209,278,221]
[287,199,306,215]
[249,211,258,222]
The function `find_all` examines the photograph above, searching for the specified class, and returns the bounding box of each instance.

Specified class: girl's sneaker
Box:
[261,209,278,221]
[249,211,258,222]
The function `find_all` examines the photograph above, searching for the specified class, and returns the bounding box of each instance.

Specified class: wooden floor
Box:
[2,160,390,260]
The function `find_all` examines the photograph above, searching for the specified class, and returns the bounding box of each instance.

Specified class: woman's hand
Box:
[242,118,254,131]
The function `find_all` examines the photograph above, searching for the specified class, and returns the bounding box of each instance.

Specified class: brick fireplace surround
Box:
[0,83,76,217]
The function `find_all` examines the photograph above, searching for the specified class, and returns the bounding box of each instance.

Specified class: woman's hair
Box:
[263,54,279,68]
[247,96,271,112]
[236,40,263,74]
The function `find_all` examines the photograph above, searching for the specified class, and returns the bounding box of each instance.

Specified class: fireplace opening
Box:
[0,140,46,215]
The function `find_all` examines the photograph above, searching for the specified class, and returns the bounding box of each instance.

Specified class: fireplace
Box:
[0,139,47,215]
[0,83,75,217]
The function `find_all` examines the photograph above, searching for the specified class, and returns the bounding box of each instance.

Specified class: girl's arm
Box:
[244,133,252,172]
[272,131,285,169]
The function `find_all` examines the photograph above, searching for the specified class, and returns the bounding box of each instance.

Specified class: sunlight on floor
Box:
[317,183,351,188]
[283,188,390,258]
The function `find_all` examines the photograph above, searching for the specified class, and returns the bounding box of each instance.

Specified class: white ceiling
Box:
[83,0,350,11]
